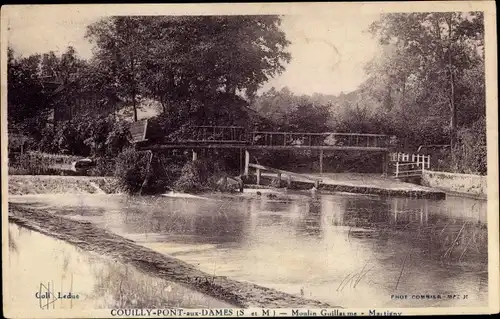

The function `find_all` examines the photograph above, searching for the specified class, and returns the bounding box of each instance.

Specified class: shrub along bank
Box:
[114,148,242,195]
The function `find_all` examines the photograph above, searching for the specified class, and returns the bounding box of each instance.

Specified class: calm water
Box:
[7,223,232,313]
[10,190,488,308]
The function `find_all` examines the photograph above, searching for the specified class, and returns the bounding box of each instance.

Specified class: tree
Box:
[7,48,51,136]
[86,16,291,124]
[252,87,333,132]
[287,102,332,132]
[86,17,148,122]
[368,12,484,148]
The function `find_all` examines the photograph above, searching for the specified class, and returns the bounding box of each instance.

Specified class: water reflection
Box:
[10,191,488,308]
[296,199,322,238]
[7,223,232,311]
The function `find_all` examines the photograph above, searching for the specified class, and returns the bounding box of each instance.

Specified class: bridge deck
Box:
[141,143,388,152]
[135,125,391,151]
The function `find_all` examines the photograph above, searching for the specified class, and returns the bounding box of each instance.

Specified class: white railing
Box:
[390,152,430,169]
[394,162,425,178]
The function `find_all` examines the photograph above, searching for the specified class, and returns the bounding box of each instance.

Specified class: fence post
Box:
[256,168,261,185]
[395,162,399,178]
[421,161,425,175]
[244,150,250,176]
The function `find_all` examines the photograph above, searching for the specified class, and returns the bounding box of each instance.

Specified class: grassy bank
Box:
[8,175,120,195]
[8,204,336,308]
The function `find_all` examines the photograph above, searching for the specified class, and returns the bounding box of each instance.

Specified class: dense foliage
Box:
[85,16,291,123]
[8,13,486,183]
[252,12,486,174]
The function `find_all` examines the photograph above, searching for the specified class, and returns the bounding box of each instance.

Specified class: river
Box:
[9,190,488,308]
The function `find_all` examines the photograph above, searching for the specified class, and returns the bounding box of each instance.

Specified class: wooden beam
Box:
[244,150,250,176]
[248,163,322,183]
[319,149,324,175]
[142,143,388,152]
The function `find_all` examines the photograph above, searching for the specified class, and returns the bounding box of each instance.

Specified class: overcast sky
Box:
[7,8,381,96]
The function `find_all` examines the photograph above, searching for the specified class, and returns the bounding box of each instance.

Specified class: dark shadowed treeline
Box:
[8,13,486,185]
[8,15,290,158]
[252,12,486,175]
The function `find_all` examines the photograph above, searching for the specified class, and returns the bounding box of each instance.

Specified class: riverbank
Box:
[10,172,486,200]
[246,172,447,200]
[8,203,335,308]
[8,175,120,195]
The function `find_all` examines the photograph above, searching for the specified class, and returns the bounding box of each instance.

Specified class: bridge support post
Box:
[256,169,261,185]
[319,150,324,175]
[287,174,292,187]
[382,151,389,177]
[192,149,198,161]
[239,148,243,175]
[244,150,250,176]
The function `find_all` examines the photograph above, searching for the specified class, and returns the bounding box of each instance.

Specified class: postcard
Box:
[2,2,498,318]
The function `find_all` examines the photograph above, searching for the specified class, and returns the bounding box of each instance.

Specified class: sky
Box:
[6,8,381,96]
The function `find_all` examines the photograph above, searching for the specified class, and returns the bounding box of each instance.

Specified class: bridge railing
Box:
[390,152,431,169]
[249,132,390,148]
[394,162,425,178]
[165,126,391,148]
[184,126,248,143]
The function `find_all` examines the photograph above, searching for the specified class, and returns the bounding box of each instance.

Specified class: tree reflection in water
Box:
[342,197,487,268]
[295,199,322,238]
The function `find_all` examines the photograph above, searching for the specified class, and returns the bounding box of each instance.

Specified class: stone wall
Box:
[421,170,487,198]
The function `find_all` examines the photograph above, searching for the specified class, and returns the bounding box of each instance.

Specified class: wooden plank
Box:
[248,163,322,182]
[129,119,149,143]
[251,131,389,137]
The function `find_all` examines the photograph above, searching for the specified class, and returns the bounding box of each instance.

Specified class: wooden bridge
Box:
[133,122,391,151]
[131,122,393,175]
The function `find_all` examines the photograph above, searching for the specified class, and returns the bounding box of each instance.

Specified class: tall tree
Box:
[368,12,484,148]
[252,87,334,132]
[86,17,147,122]
[7,48,51,135]
[86,15,291,124]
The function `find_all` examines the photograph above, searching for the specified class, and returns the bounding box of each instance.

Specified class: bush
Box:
[88,157,116,177]
[114,149,182,194]
[449,118,487,175]
[173,160,211,193]
[436,118,487,175]
[114,148,154,194]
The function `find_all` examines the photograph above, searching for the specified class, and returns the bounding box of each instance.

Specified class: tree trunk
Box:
[449,65,457,148]
[446,15,457,149]
[132,87,138,122]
